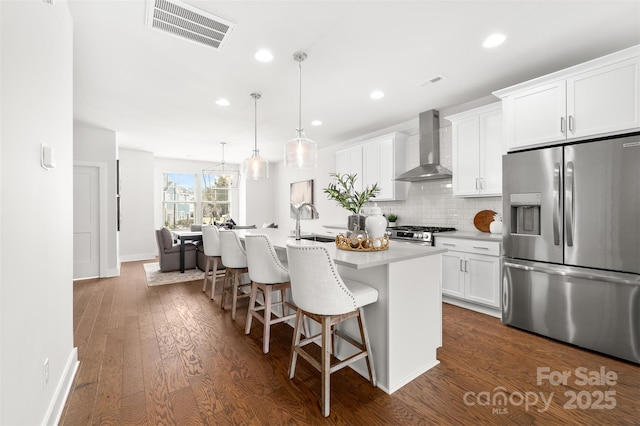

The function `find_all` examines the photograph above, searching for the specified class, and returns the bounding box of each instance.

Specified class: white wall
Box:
[0,1,77,424]
[119,148,156,261]
[73,123,120,276]
[244,172,277,227]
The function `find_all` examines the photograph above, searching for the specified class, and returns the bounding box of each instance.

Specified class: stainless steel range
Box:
[388,225,456,245]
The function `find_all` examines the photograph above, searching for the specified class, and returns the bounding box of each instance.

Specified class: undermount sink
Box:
[298,235,336,243]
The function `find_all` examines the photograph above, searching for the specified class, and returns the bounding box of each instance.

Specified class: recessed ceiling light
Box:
[216,98,230,107]
[311,120,322,126]
[254,49,273,62]
[483,33,506,48]
[370,90,384,100]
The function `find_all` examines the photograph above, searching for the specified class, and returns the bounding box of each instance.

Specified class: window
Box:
[162,172,231,230]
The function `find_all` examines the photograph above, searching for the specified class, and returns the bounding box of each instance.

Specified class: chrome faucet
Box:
[292,202,320,240]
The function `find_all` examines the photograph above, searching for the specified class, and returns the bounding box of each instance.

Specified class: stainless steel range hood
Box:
[395,109,452,181]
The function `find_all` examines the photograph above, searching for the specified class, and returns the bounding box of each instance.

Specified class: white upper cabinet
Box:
[335,145,363,192]
[495,45,640,151]
[335,132,408,201]
[446,102,504,197]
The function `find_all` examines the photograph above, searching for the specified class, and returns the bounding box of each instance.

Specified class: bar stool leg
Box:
[220,270,230,309]
[289,310,304,379]
[321,316,332,417]
[245,282,258,334]
[231,270,239,320]
[210,257,219,300]
[202,257,211,293]
[262,285,272,353]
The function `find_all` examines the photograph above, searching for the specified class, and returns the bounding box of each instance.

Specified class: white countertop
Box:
[234,227,446,270]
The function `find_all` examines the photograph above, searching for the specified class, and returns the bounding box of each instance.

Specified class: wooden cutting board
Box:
[474,210,496,233]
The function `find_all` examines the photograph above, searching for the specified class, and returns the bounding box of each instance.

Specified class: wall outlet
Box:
[43,358,49,388]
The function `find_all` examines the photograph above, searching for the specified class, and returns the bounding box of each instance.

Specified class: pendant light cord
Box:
[298,59,302,133]
[254,95,258,153]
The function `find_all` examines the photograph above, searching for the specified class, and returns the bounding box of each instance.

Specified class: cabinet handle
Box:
[473,246,489,250]
[442,243,456,247]
[464,260,469,272]
[568,115,574,133]
[460,259,464,272]
[479,177,484,190]
[560,116,566,134]
[475,178,479,189]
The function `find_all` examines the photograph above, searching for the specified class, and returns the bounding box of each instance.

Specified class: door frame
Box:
[74,161,108,278]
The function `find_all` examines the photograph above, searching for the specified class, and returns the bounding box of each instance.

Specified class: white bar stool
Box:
[218,230,251,320]
[285,242,378,417]
[244,234,297,353]
[201,225,225,300]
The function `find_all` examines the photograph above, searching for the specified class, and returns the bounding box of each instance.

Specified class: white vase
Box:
[489,221,502,234]
[365,204,387,242]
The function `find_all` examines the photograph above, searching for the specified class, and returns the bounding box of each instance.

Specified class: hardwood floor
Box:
[60,260,639,425]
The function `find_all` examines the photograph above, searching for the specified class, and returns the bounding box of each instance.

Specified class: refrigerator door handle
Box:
[565,161,575,247]
[553,162,561,245]
[503,261,640,286]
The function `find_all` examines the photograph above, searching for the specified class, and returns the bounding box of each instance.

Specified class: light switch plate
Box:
[41,144,56,169]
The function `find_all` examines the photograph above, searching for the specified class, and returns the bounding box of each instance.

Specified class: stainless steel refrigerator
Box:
[502,132,640,363]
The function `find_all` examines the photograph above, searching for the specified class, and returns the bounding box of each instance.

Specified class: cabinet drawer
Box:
[435,237,500,256]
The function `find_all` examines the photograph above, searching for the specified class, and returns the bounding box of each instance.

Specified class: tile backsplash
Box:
[375,180,502,231]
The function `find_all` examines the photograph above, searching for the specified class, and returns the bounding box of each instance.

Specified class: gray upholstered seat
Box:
[155,227,196,272]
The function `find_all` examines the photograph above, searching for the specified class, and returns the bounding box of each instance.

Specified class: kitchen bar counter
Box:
[234,227,445,394]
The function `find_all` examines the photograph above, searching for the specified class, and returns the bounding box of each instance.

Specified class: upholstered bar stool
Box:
[244,234,298,354]
[201,225,225,300]
[285,242,378,417]
[218,230,251,320]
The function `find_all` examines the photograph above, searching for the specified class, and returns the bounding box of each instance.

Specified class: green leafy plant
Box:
[387,214,397,223]
[323,173,380,215]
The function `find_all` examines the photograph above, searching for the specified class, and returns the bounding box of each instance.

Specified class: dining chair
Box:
[244,234,297,353]
[218,229,251,320]
[201,225,225,300]
[285,242,378,417]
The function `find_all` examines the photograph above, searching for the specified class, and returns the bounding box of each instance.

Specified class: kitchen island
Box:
[235,227,446,394]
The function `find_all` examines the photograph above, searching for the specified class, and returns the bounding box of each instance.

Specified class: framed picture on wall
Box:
[290,179,316,219]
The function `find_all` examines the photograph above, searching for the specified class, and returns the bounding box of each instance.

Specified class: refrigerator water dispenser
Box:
[510,193,541,235]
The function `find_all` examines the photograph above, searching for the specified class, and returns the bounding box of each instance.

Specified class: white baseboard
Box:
[443,297,501,318]
[120,253,157,262]
[42,347,79,426]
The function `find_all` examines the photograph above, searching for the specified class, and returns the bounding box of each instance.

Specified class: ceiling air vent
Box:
[145,0,236,51]
[417,75,446,88]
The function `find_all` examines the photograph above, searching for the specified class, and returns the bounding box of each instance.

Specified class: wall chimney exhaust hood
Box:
[395,109,452,181]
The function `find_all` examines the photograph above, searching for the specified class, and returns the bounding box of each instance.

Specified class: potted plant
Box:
[387,214,398,227]
[323,173,380,232]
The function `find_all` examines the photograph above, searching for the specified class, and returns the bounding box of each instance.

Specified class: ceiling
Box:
[69,0,640,165]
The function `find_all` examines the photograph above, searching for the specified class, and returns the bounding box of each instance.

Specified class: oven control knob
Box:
[415,233,422,239]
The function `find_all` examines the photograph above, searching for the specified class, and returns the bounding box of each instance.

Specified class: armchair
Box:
[155,227,197,272]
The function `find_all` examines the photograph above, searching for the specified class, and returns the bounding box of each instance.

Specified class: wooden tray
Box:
[474,210,496,233]
[335,234,390,251]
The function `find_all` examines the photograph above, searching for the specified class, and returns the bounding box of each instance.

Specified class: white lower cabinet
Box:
[436,237,501,311]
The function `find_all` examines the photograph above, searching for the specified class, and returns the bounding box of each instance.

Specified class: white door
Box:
[74,165,100,278]
[505,80,567,150]
[452,116,480,196]
[465,253,501,308]
[441,251,465,298]
[567,56,640,138]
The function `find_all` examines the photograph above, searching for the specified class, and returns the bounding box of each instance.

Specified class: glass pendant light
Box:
[243,92,269,179]
[284,52,317,168]
[202,142,239,189]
